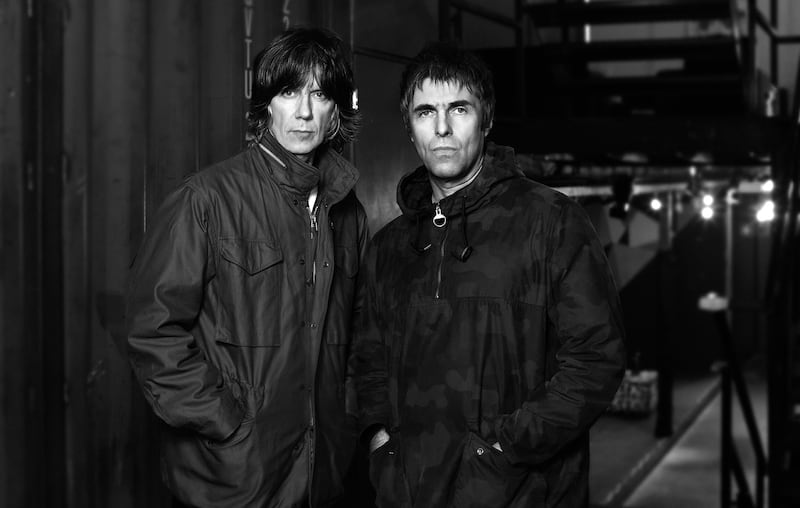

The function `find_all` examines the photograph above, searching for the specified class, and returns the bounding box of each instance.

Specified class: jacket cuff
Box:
[207,389,246,441]
[492,414,522,464]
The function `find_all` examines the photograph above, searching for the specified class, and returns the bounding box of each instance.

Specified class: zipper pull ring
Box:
[433,203,446,228]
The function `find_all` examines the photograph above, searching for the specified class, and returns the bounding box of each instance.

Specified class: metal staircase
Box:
[447,0,791,166]
[765,61,800,507]
[496,0,745,118]
[439,0,800,506]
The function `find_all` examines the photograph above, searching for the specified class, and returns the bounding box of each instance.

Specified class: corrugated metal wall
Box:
[1,1,375,506]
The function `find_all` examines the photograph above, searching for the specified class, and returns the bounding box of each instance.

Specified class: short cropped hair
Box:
[248,27,360,151]
[399,42,495,131]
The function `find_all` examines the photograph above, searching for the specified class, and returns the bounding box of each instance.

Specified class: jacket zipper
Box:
[309,212,318,237]
[435,227,449,299]
[305,196,319,492]
[309,200,319,283]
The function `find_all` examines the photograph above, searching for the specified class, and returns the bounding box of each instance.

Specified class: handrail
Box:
[747,0,800,108]
[450,0,517,28]
[699,294,767,508]
[352,46,412,65]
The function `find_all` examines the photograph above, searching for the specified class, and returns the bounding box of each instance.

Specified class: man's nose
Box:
[435,113,451,137]
[295,93,312,119]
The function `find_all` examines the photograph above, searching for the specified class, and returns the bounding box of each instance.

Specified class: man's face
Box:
[268,75,335,163]
[408,78,490,192]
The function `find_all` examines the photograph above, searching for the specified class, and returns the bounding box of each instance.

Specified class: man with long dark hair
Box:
[126,27,367,507]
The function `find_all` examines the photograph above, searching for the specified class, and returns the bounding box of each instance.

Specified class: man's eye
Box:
[312,91,329,100]
[281,89,297,97]
[418,110,434,118]
[452,106,468,114]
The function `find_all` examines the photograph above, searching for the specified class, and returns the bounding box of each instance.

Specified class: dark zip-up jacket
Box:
[126,134,368,507]
[354,143,625,507]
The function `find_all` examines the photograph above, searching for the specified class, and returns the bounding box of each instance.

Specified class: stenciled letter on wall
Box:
[243,0,254,99]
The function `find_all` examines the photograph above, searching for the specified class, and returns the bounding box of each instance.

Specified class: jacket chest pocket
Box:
[216,238,283,347]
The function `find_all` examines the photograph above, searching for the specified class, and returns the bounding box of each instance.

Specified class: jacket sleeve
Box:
[494,200,626,465]
[352,241,393,439]
[345,200,371,425]
[125,182,244,441]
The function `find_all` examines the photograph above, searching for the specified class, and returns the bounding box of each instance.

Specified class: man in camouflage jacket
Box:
[353,42,626,507]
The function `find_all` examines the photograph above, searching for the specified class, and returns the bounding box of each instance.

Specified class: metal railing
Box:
[762,28,800,507]
[745,0,800,114]
[699,294,767,508]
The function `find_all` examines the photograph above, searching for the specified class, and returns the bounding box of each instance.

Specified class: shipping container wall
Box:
[1,0,27,506]
[57,1,332,507]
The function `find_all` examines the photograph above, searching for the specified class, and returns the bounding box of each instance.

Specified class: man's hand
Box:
[369,427,391,453]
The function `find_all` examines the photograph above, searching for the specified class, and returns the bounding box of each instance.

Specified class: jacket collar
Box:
[256,133,359,205]
[397,142,523,219]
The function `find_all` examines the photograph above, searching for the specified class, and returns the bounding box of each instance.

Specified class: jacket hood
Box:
[396,142,523,219]
[256,133,359,205]
[397,142,524,261]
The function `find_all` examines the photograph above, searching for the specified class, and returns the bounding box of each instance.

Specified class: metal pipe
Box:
[721,363,732,508]
[515,0,525,116]
[715,312,767,507]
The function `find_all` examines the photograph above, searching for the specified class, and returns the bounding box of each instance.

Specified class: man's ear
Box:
[483,118,493,137]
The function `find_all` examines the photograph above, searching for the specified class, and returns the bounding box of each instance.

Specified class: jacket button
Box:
[323,261,329,268]
[476,447,485,456]
[299,258,305,265]
[293,199,299,205]
[310,323,317,328]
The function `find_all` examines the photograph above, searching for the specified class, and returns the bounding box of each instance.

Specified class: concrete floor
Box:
[589,369,768,508]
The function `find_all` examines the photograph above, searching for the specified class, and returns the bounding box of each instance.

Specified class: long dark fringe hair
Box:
[247,27,360,153]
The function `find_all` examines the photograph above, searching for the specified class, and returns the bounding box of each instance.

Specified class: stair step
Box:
[476,43,745,117]
[525,75,744,115]
[489,116,785,164]
[527,36,741,64]
[525,0,732,26]
[536,74,742,94]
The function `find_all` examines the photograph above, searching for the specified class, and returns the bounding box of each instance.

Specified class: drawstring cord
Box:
[410,214,432,255]
[451,196,473,262]
[409,196,473,261]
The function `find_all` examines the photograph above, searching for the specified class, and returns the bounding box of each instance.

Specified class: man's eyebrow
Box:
[448,100,473,109]
[412,99,473,112]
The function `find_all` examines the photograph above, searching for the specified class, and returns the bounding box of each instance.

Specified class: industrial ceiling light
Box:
[756,200,775,222]
[650,197,663,211]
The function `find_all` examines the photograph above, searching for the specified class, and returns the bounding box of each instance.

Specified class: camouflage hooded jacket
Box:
[354,143,626,507]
